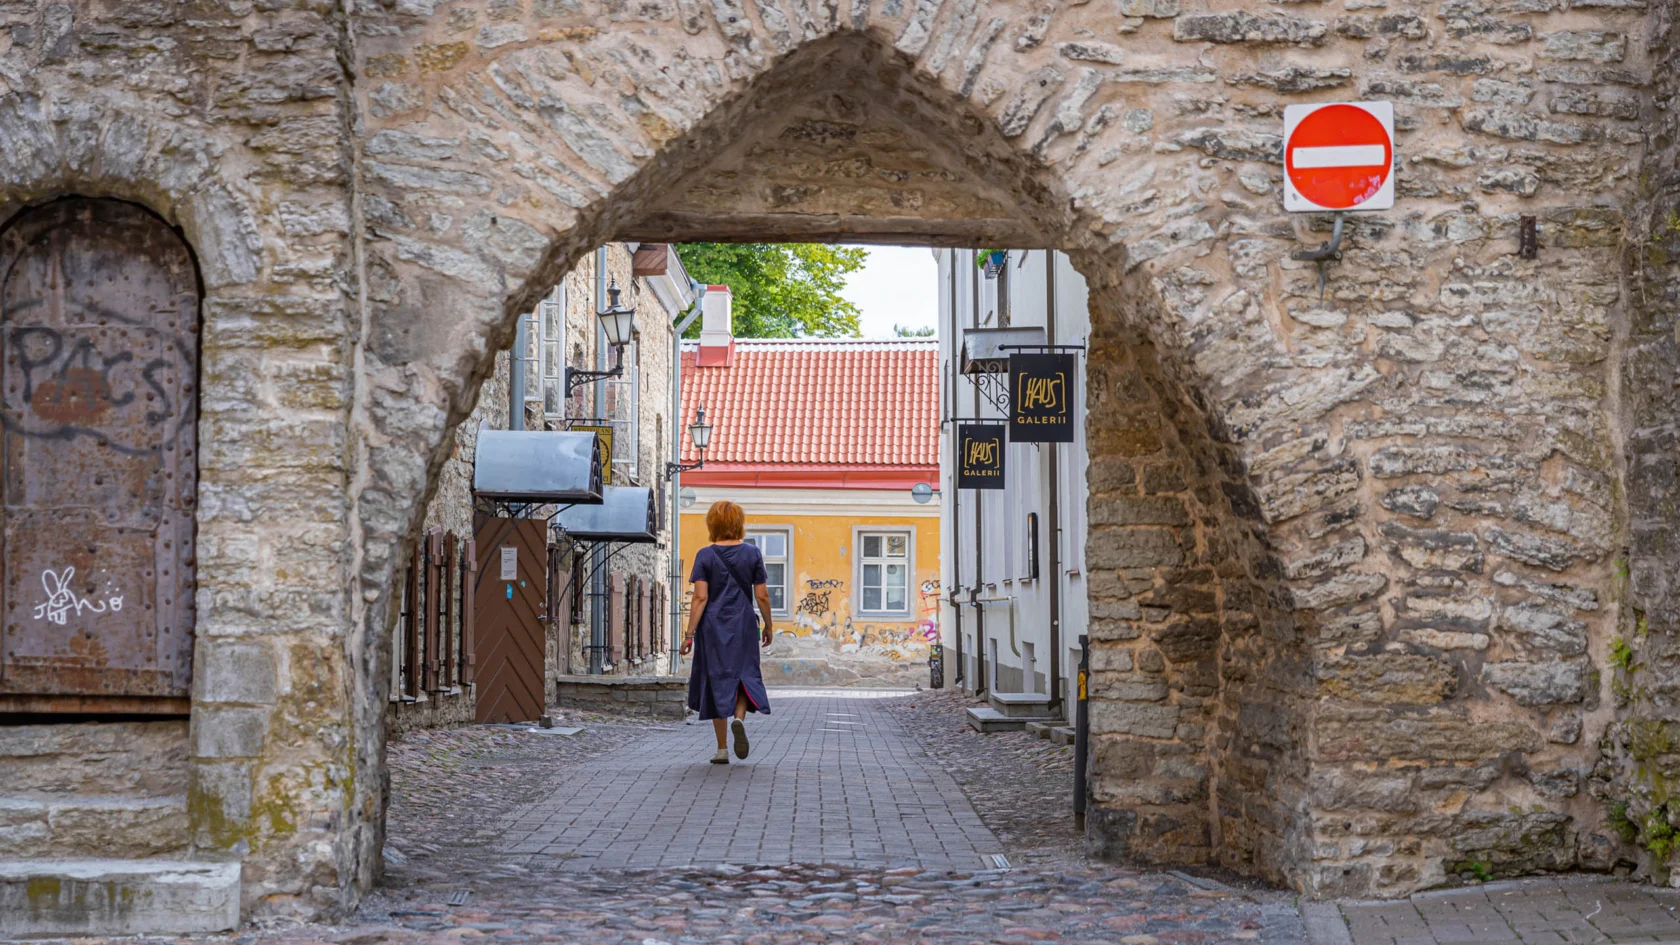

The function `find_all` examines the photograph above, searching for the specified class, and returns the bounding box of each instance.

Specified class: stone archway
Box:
[345,12,1313,900]
[0,0,1652,923]
[344,0,1638,910]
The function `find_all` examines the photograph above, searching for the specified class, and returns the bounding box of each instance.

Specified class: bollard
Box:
[1074,634,1089,825]
[929,642,945,690]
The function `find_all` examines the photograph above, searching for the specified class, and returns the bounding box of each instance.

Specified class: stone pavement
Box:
[496,688,1003,871]
[1306,876,1680,945]
[33,688,1680,945]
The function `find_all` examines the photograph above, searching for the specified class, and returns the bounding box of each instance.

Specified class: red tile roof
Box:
[680,339,939,472]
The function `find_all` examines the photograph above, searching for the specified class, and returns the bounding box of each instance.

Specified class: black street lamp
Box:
[565,278,638,397]
[665,406,713,478]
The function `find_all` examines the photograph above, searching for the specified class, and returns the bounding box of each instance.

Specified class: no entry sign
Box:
[1283,101,1394,213]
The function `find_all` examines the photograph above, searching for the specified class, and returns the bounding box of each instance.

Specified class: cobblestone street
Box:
[29,689,1680,944]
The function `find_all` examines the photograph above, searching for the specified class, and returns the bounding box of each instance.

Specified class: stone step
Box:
[0,858,240,936]
[989,691,1054,718]
[1049,726,1077,746]
[0,796,189,858]
[1024,721,1058,739]
[967,706,1061,733]
[0,719,189,796]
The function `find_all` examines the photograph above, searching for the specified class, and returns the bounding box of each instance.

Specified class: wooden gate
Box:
[471,514,547,723]
[0,198,200,713]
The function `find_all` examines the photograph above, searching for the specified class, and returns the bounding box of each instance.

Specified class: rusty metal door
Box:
[472,515,547,723]
[0,198,200,711]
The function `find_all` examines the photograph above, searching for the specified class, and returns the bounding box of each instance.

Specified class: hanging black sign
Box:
[957,424,1006,490]
[1010,352,1076,443]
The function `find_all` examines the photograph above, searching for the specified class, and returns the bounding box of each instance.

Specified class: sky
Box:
[839,245,940,339]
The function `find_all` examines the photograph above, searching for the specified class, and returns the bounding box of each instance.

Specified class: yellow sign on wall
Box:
[569,424,614,485]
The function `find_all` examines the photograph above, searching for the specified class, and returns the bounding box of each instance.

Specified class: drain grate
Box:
[989,854,1012,870]
[447,891,471,906]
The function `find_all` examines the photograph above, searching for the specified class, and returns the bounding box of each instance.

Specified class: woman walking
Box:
[680,500,774,764]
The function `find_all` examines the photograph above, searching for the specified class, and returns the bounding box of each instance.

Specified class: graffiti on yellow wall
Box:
[679,508,939,658]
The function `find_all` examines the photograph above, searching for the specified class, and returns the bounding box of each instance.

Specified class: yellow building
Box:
[676,303,939,686]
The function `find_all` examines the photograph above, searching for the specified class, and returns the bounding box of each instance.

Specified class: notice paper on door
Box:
[500,546,517,580]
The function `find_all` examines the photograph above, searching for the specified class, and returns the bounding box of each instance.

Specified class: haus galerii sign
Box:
[1009,353,1076,443]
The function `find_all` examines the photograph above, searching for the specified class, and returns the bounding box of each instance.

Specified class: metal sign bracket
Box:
[1290,212,1347,300]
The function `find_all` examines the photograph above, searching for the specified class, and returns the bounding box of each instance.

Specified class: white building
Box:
[936,248,1091,718]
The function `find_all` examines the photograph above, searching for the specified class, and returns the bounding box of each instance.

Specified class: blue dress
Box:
[687,543,773,721]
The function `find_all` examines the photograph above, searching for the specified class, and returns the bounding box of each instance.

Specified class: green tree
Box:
[674,243,867,338]
[894,324,936,337]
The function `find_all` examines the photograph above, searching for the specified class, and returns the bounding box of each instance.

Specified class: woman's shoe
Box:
[710,749,729,764]
[732,719,750,759]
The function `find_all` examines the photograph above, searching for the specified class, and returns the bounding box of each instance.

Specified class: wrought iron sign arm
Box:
[564,345,627,397]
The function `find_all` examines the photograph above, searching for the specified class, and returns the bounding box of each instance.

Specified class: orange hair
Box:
[706,500,745,542]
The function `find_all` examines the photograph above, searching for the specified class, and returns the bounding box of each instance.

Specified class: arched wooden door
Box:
[0,198,201,712]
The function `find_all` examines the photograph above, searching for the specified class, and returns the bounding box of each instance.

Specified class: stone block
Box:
[1089,646,1134,673]
[1314,704,1541,762]
[1087,526,1184,569]
[1281,536,1366,581]
[1378,521,1483,573]
[1090,495,1189,527]
[192,706,271,760]
[0,721,188,796]
[1090,702,1180,739]
[193,640,277,706]
[1288,571,1387,611]
[1088,672,1169,702]
[1309,769,1416,812]
[1481,659,1590,706]
[1316,654,1457,704]
[189,762,253,852]
[1496,604,1588,656]
[0,859,240,936]
[1150,618,1220,663]
[1172,12,1327,45]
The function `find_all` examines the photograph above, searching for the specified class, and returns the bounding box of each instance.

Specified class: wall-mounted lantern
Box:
[565,278,638,396]
[665,405,713,479]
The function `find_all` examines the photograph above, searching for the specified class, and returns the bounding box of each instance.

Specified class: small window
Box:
[857,530,911,616]
[537,285,565,419]
[1025,511,1040,581]
[744,529,791,615]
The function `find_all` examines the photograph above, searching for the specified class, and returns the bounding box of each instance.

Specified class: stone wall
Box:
[0,0,1666,922]
[1595,0,1680,885]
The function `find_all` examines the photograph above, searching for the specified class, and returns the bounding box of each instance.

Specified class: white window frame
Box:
[604,335,640,480]
[744,527,792,617]
[537,283,566,420]
[852,527,914,619]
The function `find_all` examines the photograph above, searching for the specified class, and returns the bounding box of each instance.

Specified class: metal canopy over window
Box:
[961,326,1047,375]
[553,486,659,543]
[473,430,603,503]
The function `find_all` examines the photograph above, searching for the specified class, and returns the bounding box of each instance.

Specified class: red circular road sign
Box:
[1285,103,1393,211]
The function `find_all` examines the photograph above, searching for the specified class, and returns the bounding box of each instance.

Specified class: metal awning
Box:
[472,430,604,503]
[554,486,659,543]
[961,327,1048,374]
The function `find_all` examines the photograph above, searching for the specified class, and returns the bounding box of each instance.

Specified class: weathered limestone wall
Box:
[0,0,360,919]
[1595,0,1680,884]
[0,0,1665,921]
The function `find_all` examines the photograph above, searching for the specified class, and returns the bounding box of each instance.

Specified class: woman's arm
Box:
[680,580,708,655]
[753,583,774,648]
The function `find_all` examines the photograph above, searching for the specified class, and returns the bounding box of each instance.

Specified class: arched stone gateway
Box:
[0,0,1675,922]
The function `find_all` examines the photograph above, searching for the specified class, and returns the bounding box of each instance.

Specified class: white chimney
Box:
[697,284,734,367]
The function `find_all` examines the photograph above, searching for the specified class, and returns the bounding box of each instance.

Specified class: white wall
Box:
[937,248,1091,710]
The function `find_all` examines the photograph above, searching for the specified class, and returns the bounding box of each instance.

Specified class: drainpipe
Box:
[1046,250,1063,717]
[669,282,705,674]
[509,314,527,431]
[948,250,963,688]
[971,251,986,699]
[590,247,610,673]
